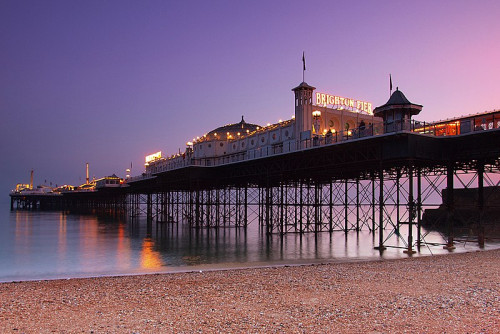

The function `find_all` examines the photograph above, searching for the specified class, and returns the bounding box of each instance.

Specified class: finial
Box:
[396,86,399,91]
[241,115,244,123]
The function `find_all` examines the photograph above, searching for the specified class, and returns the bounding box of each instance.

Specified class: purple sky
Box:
[1,0,499,194]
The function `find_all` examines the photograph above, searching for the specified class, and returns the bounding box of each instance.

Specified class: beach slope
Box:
[1,249,499,333]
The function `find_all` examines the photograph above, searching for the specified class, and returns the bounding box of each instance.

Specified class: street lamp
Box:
[312,110,321,134]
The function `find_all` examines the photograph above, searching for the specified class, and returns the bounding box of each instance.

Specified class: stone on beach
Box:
[0,250,499,332]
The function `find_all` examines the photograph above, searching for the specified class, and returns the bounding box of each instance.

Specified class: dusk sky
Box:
[1,0,499,196]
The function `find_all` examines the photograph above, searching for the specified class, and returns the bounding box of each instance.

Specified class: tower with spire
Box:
[292,81,316,140]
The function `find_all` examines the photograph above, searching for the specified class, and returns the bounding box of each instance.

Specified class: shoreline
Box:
[3,244,498,284]
[1,249,499,332]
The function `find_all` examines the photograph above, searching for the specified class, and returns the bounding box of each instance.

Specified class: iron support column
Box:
[477,161,485,247]
[372,174,376,232]
[396,169,401,235]
[329,180,333,232]
[344,179,348,233]
[375,170,386,251]
[444,164,456,250]
[356,178,360,232]
[244,186,248,228]
[417,168,422,250]
[146,193,153,222]
[404,166,416,254]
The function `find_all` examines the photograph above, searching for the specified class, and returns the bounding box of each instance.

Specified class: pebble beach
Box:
[1,249,499,333]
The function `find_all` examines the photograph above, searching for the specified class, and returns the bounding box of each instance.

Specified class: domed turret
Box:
[206,116,261,139]
[373,88,422,132]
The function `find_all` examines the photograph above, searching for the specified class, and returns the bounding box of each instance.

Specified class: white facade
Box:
[143,82,383,176]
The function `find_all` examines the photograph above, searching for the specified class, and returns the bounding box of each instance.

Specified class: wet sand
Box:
[1,249,499,333]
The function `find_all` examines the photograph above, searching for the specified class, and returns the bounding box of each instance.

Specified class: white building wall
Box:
[258,132,269,147]
[269,129,280,144]
[247,135,258,149]
[239,138,248,151]
[215,140,227,156]
[229,140,240,154]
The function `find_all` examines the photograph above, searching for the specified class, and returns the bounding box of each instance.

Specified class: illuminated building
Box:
[143,80,383,175]
[140,79,498,177]
[14,184,31,192]
[95,174,123,189]
[412,110,500,136]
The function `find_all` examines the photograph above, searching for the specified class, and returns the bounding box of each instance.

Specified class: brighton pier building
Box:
[143,81,422,175]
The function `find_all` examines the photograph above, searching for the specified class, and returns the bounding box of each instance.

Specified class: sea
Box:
[1,203,498,283]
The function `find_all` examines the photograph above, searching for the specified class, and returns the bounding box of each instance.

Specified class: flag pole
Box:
[302,52,306,82]
[389,73,393,98]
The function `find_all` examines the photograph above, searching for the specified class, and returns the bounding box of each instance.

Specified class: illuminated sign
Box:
[315,92,373,115]
[145,151,162,163]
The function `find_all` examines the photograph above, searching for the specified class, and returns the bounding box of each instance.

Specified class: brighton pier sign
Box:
[145,151,162,164]
[315,92,373,115]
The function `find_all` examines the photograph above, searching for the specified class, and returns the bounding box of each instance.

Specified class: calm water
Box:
[1,206,498,282]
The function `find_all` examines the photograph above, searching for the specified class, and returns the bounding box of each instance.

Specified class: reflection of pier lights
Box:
[312,110,321,135]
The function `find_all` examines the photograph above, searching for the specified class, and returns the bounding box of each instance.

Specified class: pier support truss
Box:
[128,187,260,229]
[126,158,500,251]
[63,191,127,215]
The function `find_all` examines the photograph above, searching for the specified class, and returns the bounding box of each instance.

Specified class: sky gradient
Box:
[1,0,499,194]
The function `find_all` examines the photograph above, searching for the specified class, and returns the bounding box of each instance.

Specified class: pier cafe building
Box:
[142,81,387,175]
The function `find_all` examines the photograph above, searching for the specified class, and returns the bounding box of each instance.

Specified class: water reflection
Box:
[15,211,33,257]
[0,210,498,282]
[140,238,163,269]
[116,222,131,270]
[57,213,67,270]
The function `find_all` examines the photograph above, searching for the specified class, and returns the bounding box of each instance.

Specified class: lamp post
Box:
[312,110,321,135]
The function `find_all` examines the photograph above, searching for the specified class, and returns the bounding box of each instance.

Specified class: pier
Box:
[11,123,500,252]
[127,126,500,251]
[9,83,500,254]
